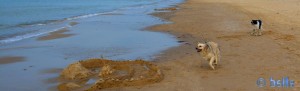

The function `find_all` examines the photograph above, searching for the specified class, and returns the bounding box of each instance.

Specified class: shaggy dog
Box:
[251,20,263,36]
[195,41,221,70]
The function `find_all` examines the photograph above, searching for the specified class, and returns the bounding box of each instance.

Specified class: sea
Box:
[0,0,182,44]
[0,0,183,90]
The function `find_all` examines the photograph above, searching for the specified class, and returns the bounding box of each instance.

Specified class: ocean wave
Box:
[0,0,182,45]
[1,20,60,31]
[62,1,164,21]
[3,0,166,29]
[65,10,119,21]
[0,26,70,44]
[0,10,121,45]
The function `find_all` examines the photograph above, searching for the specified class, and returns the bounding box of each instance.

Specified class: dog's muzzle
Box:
[195,47,202,52]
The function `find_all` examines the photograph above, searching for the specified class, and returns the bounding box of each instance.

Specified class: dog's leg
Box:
[209,57,215,70]
[255,29,259,36]
[251,29,255,36]
[213,60,217,66]
[258,29,262,36]
[214,57,218,66]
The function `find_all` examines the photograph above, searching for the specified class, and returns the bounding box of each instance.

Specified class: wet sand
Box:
[37,28,75,41]
[0,56,25,65]
[58,59,163,91]
[103,0,300,91]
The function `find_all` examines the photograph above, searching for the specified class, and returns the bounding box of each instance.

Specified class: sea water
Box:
[0,0,180,44]
[0,0,183,90]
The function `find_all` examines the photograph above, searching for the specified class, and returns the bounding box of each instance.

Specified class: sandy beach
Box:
[101,0,300,91]
[1,0,300,90]
[0,0,181,90]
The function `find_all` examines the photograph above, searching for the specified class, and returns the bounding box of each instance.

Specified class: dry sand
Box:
[99,0,300,91]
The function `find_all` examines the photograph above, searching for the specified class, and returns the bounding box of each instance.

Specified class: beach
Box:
[1,0,300,90]
[102,0,300,91]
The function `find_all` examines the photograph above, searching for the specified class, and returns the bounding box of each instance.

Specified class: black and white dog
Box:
[251,20,262,36]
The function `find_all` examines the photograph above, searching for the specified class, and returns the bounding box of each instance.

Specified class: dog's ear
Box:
[203,43,208,50]
[251,20,254,24]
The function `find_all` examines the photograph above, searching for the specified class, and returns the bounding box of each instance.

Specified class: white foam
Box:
[0,26,71,44]
[65,10,119,20]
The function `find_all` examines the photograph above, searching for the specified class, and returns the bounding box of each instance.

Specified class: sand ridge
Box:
[58,59,163,91]
[37,22,77,41]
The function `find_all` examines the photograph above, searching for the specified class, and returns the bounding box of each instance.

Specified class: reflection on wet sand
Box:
[0,56,25,65]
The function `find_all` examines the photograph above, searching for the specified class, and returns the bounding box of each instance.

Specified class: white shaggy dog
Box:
[195,41,221,70]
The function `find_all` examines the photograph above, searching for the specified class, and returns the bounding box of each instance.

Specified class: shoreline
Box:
[110,0,300,91]
[0,0,184,90]
[37,28,75,41]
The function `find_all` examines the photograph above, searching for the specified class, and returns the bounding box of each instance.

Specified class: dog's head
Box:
[195,42,206,52]
[251,20,257,25]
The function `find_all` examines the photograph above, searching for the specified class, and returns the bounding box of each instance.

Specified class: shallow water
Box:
[0,0,153,26]
[0,0,174,44]
[0,0,183,90]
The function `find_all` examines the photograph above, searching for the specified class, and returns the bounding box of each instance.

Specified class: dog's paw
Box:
[211,66,215,70]
[213,63,218,66]
[258,33,262,36]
